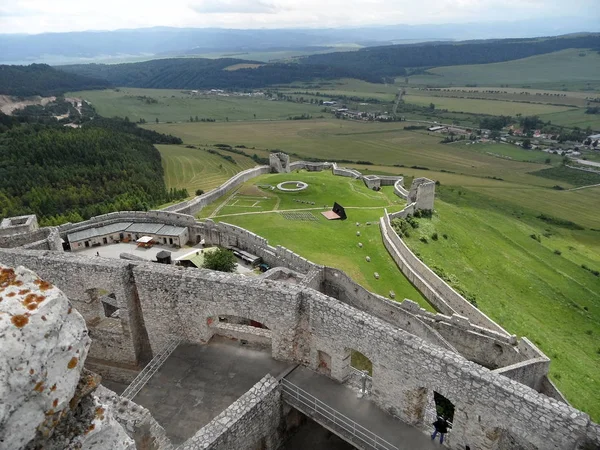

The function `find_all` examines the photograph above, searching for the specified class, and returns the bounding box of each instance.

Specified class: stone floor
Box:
[129,337,292,446]
[281,417,357,450]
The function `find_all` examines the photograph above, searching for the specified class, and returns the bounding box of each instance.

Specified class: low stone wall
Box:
[380,212,509,335]
[179,375,283,450]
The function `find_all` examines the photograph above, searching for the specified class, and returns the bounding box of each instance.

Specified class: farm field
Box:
[68,88,324,123]
[403,94,575,116]
[148,119,567,185]
[405,49,600,90]
[398,187,600,420]
[202,171,428,308]
[157,144,255,196]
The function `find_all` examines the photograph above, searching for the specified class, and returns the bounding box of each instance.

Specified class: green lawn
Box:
[405,49,600,89]
[67,88,325,123]
[400,187,600,420]
[202,171,428,308]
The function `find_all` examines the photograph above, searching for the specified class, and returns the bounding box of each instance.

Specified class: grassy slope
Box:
[68,88,324,123]
[406,49,600,89]
[204,171,428,309]
[157,144,255,195]
[401,187,600,420]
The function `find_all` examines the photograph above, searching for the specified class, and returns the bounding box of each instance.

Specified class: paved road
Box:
[284,366,439,450]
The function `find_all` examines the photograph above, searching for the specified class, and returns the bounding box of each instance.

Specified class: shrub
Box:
[419,237,428,244]
[443,234,448,239]
[431,233,439,241]
[530,234,541,242]
[195,189,204,196]
[554,249,562,255]
[202,247,237,273]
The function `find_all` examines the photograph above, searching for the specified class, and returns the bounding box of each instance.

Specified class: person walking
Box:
[431,416,450,444]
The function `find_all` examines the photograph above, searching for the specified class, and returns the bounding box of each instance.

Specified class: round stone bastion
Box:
[276,181,309,192]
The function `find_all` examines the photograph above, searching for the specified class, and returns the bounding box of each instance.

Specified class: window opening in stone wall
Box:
[101,293,119,318]
[215,315,269,329]
[433,391,455,423]
[350,349,373,376]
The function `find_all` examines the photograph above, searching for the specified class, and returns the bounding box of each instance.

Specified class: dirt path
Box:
[0,95,55,115]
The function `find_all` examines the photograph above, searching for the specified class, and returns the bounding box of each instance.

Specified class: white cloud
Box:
[0,0,597,34]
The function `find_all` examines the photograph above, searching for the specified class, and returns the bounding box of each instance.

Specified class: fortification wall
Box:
[493,358,551,391]
[304,289,595,450]
[380,213,509,335]
[289,161,330,171]
[394,178,409,199]
[0,227,61,250]
[332,163,361,178]
[180,375,283,450]
[163,166,271,216]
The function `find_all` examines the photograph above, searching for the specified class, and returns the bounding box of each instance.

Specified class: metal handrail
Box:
[122,337,181,400]
[350,366,373,380]
[281,378,398,450]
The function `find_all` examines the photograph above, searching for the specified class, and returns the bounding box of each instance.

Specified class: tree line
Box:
[0,113,187,226]
[0,63,110,97]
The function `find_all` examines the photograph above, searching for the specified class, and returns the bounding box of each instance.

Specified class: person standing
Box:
[431,416,450,444]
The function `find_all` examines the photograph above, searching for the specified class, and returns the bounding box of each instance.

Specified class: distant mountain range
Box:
[2,33,599,97]
[1,18,599,65]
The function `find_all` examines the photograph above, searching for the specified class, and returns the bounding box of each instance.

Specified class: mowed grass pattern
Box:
[157,144,256,194]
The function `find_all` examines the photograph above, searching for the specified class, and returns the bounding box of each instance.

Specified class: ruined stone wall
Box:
[304,290,596,450]
[179,375,283,450]
[493,358,551,391]
[394,178,409,199]
[332,163,362,178]
[0,249,150,368]
[289,161,330,171]
[131,263,303,362]
[0,227,61,250]
[380,213,509,335]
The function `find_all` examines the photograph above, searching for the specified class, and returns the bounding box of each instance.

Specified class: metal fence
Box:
[348,366,373,395]
[280,378,398,450]
[121,337,182,400]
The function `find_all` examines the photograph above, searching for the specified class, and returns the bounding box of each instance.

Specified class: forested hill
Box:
[0,64,111,97]
[0,114,187,225]
[60,57,381,88]
[300,33,600,77]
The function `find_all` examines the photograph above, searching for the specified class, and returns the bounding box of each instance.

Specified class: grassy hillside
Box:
[401,187,600,420]
[407,49,600,89]
[157,144,255,196]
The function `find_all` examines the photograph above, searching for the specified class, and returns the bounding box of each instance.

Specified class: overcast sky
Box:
[1,0,598,34]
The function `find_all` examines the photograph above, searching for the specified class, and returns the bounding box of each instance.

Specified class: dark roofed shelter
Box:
[156,250,172,264]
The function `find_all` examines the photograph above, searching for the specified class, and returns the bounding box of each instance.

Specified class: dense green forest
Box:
[61,57,379,88]
[58,34,600,88]
[301,34,600,77]
[0,114,187,225]
[82,116,183,144]
[0,64,110,97]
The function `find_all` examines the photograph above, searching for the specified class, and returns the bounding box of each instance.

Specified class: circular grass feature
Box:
[277,181,309,192]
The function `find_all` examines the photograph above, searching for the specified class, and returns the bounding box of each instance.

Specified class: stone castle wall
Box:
[179,375,283,450]
[380,212,509,335]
